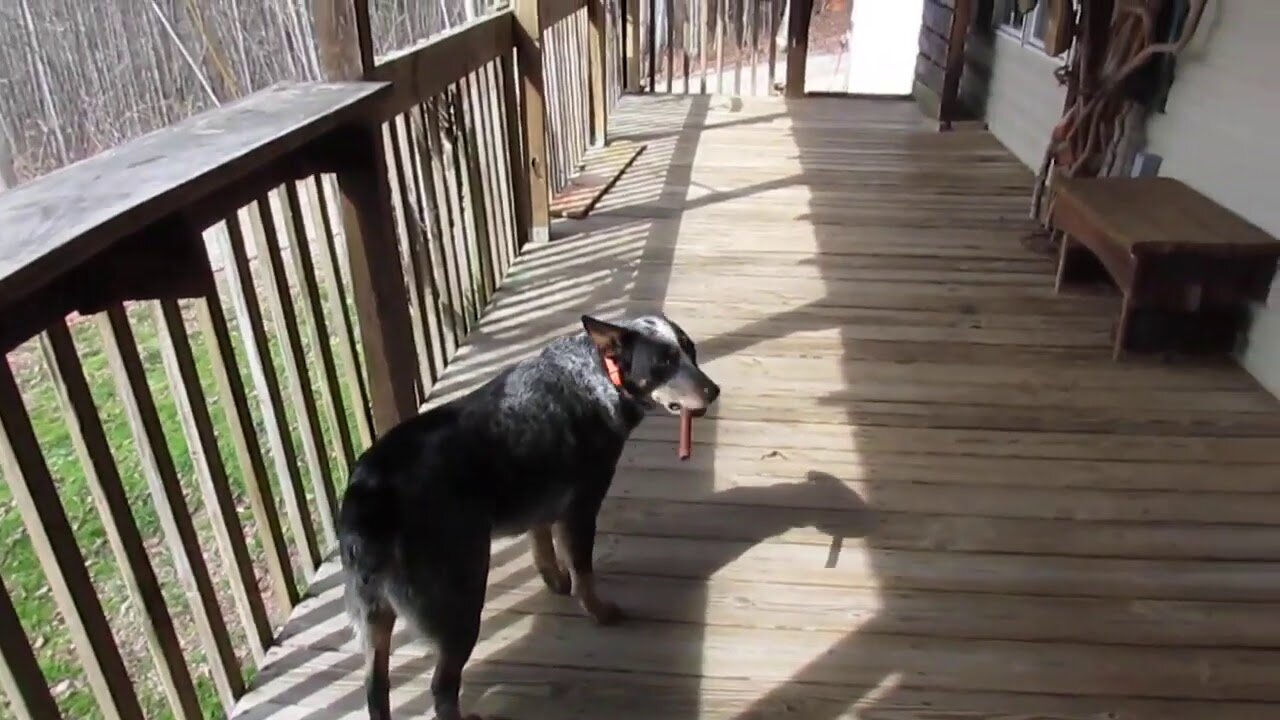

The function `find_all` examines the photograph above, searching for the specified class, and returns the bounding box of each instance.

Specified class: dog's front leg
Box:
[554,489,625,626]
[529,523,571,595]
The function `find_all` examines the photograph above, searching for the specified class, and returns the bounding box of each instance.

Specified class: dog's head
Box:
[582,314,721,416]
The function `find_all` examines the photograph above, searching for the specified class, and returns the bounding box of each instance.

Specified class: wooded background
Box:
[0,0,493,185]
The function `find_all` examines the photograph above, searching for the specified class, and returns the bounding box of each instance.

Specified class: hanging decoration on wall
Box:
[1023,0,1207,255]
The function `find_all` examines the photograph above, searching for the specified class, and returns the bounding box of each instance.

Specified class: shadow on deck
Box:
[234,94,1280,720]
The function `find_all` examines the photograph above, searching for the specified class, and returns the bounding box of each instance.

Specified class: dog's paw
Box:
[587,599,626,626]
[537,565,572,595]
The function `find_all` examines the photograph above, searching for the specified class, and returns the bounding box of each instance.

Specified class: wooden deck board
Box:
[233,95,1280,719]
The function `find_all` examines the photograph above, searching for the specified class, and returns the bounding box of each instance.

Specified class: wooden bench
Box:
[1049,176,1280,360]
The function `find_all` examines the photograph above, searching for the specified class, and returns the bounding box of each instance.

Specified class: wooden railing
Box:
[372,13,528,396]
[627,0,803,96]
[0,1,608,716]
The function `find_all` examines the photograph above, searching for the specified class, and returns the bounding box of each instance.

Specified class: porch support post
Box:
[940,0,974,128]
[314,0,421,433]
[589,0,610,145]
[515,0,553,244]
[785,0,812,98]
[626,0,642,91]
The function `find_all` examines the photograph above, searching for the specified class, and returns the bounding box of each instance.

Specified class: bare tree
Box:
[0,0,481,183]
[0,114,18,191]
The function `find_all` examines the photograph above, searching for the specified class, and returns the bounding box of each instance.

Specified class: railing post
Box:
[785,0,812,98]
[589,0,610,145]
[626,0,642,91]
[514,0,553,243]
[315,0,422,432]
[939,0,974,128]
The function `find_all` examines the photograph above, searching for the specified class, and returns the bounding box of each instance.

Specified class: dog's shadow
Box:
[249,471,870,719]
[458,469,873,718]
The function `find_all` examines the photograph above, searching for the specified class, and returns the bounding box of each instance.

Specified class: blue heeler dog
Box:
[338,314,721,720]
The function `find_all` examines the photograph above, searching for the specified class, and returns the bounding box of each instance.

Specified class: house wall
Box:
[1143,0,1280,397]
[978,0,1280,397]
[982,30,1065,169]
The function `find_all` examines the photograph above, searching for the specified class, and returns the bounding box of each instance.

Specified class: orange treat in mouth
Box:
[679,409,693,460]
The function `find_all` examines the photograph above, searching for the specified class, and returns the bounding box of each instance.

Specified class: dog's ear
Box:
[662,314,698,365]
[582,315,628,357]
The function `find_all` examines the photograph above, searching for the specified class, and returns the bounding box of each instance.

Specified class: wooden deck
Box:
[233,95,1280,720]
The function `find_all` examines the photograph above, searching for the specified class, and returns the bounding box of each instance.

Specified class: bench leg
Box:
[1053,232,1071,294]
[1113,291,1133,361]
[1055,234,1109,293]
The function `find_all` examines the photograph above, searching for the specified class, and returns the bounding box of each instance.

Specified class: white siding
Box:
[1144,0,1280,397]
[983,31,1066,169]
[982,1,1280,398]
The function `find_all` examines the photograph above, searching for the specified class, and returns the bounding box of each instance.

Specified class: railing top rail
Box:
[0,82,387,316]
[0,81,389,354]
[370,12,515,116]
[541,0,586,31]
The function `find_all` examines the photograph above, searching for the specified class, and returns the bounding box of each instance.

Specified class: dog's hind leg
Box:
[530,523,571,595]
[402,528,492,720]
[350,595,396,720]
[555,483,625,626]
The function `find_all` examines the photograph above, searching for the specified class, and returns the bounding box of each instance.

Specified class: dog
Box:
[338,313,721,720]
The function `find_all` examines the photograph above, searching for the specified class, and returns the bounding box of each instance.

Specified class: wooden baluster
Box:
[648,0,658,91]
[281,182,364,468]
[481,61,518,276]
[216,214,322,578]
[303,175,375,449]
[40,322,204,719]
[716,0,726,93]
[501,51,534,252]
[699,0,711,92]
[0,355,146,720]
[153,299,274,665]
[192,293,299,612]
[251,197,342,543]
[421,99,468,350]
[768,0,781,93]
[404,105,456,364]
[98,305,245,711]
[384,118,439,393]
[0,575,60,719]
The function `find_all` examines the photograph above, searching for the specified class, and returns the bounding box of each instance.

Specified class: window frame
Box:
[994,1,1051,53]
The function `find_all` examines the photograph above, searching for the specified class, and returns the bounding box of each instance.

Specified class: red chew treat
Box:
[679,409,693,460]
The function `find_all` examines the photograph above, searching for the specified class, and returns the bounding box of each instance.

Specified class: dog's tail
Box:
[337,466,395,582]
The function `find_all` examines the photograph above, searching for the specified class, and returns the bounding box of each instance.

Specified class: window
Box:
[994,0,1052,51]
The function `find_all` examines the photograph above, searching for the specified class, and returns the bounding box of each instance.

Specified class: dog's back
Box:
[339,331,632,545]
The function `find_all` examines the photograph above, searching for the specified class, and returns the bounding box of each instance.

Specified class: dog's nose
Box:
[704,381,721,404]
